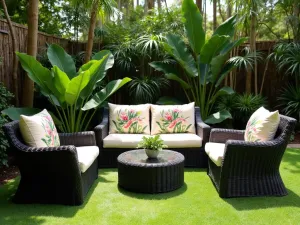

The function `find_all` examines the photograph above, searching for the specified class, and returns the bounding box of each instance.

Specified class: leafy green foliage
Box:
[278,84,300,121]
[216,93,267,129]
[14,44,131,132]
[150,0,246,124]
[137,135,168,151]
[0,83,14,167]
[128,76,169,104]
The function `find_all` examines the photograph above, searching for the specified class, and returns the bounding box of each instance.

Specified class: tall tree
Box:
[157,0,162,12]
[1,0,19,105]
[22,0,39,107]
[213,0,217,30]
[196,0,202,13]
[293,0,300,42]
[83,0,116,62]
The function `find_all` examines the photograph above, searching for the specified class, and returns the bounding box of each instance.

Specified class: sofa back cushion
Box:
[19,109,60,147]
[244,106,280,142]
[150,102,195,135]
[109,103,151,134]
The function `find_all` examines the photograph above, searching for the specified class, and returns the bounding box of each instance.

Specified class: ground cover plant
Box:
[0,148,300,225]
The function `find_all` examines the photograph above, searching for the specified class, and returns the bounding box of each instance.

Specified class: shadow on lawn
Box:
[224,188,300,211]
[0,171,107,225]
[118,183,187,200]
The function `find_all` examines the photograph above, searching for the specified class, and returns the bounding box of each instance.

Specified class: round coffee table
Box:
[117,149,184,193]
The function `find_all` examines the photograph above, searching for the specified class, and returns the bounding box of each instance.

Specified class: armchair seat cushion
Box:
[205,143,225,167]
[76,146,99,173]
[103,133,202,148]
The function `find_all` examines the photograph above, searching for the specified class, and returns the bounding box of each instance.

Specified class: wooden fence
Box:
[0,19,291,107]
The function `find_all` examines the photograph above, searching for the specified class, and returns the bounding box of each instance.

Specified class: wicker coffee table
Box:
[117,149,184,193]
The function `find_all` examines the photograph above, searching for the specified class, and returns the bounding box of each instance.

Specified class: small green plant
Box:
[137,135,168,151]
[278,84,300,121]
[0,83,14,167]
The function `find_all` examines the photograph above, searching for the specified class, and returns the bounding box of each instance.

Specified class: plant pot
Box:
[145,149,160,159]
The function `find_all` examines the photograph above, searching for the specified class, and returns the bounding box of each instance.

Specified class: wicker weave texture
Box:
[207,115,297,198]
[3,120,98,205]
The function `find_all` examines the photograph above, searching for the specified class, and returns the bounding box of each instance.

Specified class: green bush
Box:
[216,93,267,129]
[0,83,14,167]
[278,84,300,121]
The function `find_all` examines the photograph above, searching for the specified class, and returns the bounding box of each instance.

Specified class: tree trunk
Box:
[293,0,300,42]
[85,0,99,63]
[246,2,257,94]
[218,0,225,22]
[118,0,121,10]
[157,0,161,12]
[226,0,232,18]
[196,0,202,13]
[1,0,19,106]
[213,0,217,31]
[144,0,148,14]
[23,0,39,107]
[136,0,139,7]
[148,0,154,11]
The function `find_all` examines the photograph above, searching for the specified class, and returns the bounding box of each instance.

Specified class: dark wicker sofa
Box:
[94,107,211,168]
[3,121,98,205]
[207,114,296,198]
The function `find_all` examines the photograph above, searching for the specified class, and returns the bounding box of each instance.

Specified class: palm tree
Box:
[23,0,39,107]
[72,0,117,62]
[0,0,19,105]
[213,0,217,30]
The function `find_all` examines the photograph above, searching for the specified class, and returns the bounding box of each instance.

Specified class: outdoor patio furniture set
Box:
[3,104,296,205]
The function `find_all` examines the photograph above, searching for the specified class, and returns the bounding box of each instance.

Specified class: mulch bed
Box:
[0,165,19,186]
[291,132,300,144]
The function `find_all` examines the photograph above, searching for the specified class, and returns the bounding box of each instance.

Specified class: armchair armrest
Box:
[59,132,96,147]
[195,107,211,144]
[209,129,245,143]
[94,107,109,146]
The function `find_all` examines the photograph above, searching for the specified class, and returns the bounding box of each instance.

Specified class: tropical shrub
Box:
[216,93,267,129]
[0,83,14,167]
[137,135,168,151]
[5,44,131,133]
[278,84,300,121]
[128,76,169,104]
[150,0,247,124]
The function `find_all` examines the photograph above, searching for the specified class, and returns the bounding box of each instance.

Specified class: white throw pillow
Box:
[19,109,60,147]
[244,106,280,142]
[109,103,151,134]
[150,102,195,135]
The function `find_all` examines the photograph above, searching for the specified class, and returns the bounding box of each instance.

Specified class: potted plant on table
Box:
[137,135,168,159]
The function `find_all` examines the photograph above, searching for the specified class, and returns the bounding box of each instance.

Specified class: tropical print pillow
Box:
[244,107,280,142]
[109,103,151,134]
[19,109,60,147]
[151,102,195,135]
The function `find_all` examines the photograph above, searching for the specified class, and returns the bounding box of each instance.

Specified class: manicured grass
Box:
[1,148,300,225]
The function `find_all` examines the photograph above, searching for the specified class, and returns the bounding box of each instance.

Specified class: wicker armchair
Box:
[206,115,296,198]
[3,120,98,205]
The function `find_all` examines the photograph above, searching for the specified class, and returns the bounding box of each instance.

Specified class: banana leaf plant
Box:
[149,0,247,124]
[6,44,131,132]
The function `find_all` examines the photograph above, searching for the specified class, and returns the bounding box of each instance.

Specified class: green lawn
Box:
[1,148,300,225]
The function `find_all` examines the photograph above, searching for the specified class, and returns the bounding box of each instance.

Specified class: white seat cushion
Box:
[76,146,99,173]
[205,143,226,167]
[159,134,202,148]
[103,133,202,148]
[103,134,149,148]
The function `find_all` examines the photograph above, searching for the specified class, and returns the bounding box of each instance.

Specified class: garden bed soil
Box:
[291,132,300,144]
[0,165,19,185]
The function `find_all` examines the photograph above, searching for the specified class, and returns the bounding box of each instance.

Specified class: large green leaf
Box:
[210,54,229,83]
[80,52,114,99]
[200,35,230,64]
[65,70,91,105]
[164,34,198,77]
[182,0,205,54]
[16,52,53,94]
[220,37,248,55]
[52,66,70,104]
[215,62,236,87]
[165,74,191,89]
[204,109,232,124]
[149,61,179,75]
[2,107,62,126]
[209,86,234,104]
[82,77,132,111]
[212,15,237,38]
[47,44,76,79]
